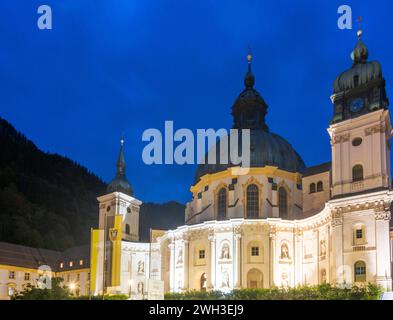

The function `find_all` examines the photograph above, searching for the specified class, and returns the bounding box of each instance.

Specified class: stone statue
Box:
[177,248,183,264]
[320,240,326,256]
[221,268,230,288]
[280,243,290,259]
[137,281,144,294]
[281,272,289,288]
[137,260,144,274]
[321,269,327,283]
[200,273,207,290]
[220,243,230,259]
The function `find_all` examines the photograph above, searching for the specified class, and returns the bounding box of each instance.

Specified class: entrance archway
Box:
[247,268,263,288]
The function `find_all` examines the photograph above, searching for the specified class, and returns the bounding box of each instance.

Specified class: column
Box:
[208,234,216,290]
[269,229,276,286]
[168,243,175,292]
[183,239,189,291]
[331,210,344,284]
[294,230,303,286]
[233,231,242,288]
[375,210,392,291]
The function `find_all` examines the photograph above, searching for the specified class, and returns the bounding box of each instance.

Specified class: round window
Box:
[106,205,111,212]
[127,207,131,214]
[352,137,362,147]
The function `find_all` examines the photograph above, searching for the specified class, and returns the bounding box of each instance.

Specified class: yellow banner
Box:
[111,215,123,286]
[90,229,100,294]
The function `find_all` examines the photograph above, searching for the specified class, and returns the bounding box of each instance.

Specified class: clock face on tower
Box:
[349,98,364,113]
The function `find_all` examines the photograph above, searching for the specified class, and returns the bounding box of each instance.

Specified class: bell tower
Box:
[90,137,142,295]
[328,29,391,198]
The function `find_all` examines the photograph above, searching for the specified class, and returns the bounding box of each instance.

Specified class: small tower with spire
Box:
[91,137,142,294]
[107,136,133,196]
[231,48,269,131]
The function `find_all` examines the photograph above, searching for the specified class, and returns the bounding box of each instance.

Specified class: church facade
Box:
[89,31,393,297]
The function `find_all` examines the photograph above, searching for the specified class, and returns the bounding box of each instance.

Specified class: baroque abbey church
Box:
[1,30,393,299]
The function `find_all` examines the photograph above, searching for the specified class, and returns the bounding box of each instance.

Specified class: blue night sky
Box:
[1,1,393,204]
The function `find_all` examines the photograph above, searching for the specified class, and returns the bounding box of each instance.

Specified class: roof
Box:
[195,129,306,183]
[0,241,90,272]
[302,162,331,177]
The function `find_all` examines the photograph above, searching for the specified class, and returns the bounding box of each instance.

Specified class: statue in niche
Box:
[280,243,290,259]
[220,243,230,259]
[321,269,327,283]
[221,268,230,288]
[137,260,144,274]
[137,281,144,295]
[320,240,326,257]
[281,272,289,288]
[177,248,183,264]
[200,273,207,291]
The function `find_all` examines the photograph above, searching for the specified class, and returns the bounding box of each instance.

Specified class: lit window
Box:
[251,246,259,256]
[60,263,64,269]
[354,261,366,282]
[9,271,15,279]
[217,188,227,220]
[7,286,15,297]
[79,260,83,266]
[69,261,73,267]
[199,250,205,259]
[246,184,259,218]
[24,273,30,281]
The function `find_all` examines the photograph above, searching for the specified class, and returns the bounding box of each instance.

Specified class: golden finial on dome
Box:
[120,133,124,146]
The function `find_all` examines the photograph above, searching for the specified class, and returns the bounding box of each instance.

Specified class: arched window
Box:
[352,164,364,182]
[309,183,316,194]
[278,187,288,219]
[125,224,130,235]
[317,181,323,192]
[246,184,259,218]
[354,261,366,282]
[217,188,227,220]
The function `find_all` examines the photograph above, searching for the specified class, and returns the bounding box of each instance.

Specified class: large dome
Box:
[194,52,305,183]
[195,129,305,183]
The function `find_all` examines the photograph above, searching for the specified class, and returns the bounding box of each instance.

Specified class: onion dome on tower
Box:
[107,137,133,196]
[331,27,389,124]
[194,50,305,183]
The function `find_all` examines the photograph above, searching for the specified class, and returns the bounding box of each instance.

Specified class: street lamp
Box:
[69,282,76,293]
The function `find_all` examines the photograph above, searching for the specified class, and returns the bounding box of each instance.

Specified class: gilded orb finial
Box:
[356,16,363,39]
[120,133,124,146]
[247,46,252,63]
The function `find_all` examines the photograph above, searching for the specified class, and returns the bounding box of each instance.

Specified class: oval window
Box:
[352,137,362,147]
